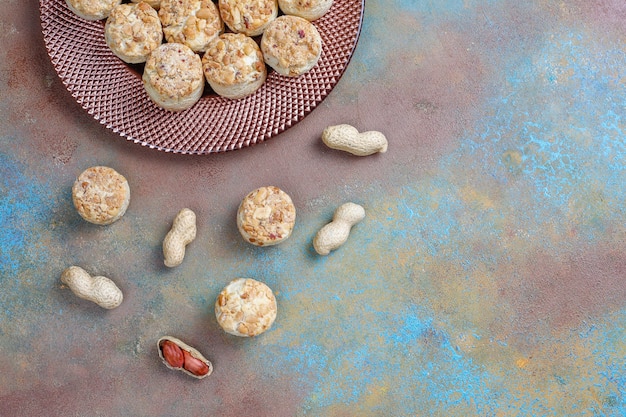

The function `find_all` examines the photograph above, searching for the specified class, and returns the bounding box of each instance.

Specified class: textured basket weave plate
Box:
[40,0,364,154]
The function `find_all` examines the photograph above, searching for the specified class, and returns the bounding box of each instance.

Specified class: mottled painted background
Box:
[2,0,626,415]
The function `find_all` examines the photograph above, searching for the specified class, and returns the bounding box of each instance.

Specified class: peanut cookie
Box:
[105,2,163,64]
[278,0,333,21]
[218,0,278,37]
[215,278,277,337]
[159,0,223,53]
[66,0,121,20]
[237,186,296,246]
[142,43,205,111]
[72,166,130,225]
[202,33,267,99]
[131,0,161,10]
[260,15,322,77]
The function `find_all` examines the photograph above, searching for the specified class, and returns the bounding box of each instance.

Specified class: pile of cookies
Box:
[65,0,333,110]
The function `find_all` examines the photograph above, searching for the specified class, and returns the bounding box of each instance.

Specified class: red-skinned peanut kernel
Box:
[161,340,184,368]
[183,350,210,376]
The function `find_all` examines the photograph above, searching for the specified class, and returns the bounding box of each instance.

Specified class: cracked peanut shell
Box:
[157,336,213,379]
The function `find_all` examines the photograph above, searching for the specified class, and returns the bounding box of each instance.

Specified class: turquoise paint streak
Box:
[0,153,53,271]
[459,29,626,241]
[348,0,502,89]
[252,24,626,414]
[0,153,54,325]
[393,0,501,16]
[584,313,626,416]
[260,306,502,415]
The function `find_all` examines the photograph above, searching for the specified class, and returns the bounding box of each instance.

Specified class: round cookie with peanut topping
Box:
[218,0,278,37]
[105,2,163,64]
[237,186,296,246]
[215,278,277,337]
[131,0,161,10]
[66,0,121,20]
[260,14,322,77]
[142,43,205,111]
[202,33,267,99]
[278,0,333,21]
[159,0,223,53]
[72,166,130,225]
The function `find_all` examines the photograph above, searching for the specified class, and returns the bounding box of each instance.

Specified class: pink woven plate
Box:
[40,0,364,154]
